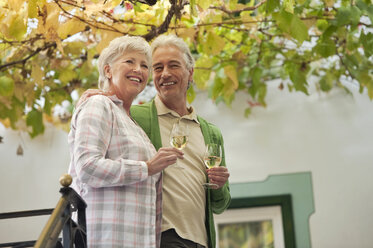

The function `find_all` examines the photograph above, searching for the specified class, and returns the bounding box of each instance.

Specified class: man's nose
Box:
[161,67,171,78]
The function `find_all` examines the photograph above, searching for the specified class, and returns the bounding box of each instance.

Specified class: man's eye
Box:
[154,67,162,71]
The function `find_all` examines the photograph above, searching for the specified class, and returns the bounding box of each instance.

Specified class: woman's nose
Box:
[133,63,141,73]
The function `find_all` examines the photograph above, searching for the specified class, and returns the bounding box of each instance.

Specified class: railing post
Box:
[35,174,87,248]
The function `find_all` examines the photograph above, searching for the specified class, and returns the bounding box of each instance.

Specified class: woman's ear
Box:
[104,64,112,80]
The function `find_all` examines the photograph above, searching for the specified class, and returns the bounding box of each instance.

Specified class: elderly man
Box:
[131,35,230,248]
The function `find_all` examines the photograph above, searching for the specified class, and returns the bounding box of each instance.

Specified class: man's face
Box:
[152,45,193,104]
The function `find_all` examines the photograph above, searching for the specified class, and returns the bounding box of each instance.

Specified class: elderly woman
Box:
[68,36,183,248]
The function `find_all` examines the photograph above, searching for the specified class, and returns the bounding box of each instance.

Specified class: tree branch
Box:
[209,0,267,15]
[0,43,56,71]
[142,0,189,41]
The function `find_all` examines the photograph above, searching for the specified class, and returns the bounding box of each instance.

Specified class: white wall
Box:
[0,125,70,243]
[193,80,373,248]
[1,80,373,247]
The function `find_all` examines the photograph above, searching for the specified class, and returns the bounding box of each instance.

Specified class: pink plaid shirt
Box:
[68,95,162,248]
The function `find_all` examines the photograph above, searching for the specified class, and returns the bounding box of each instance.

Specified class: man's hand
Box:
[207,166,230,189]
[76,89,106,108]
[146,147,184,176]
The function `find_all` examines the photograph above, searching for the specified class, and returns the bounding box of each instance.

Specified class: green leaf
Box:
[0,76,15,97]
[244,107,251,118]
[266,0,280,13]
[360,32,373,57]
[334,7,351,26]
[44,94,52,115]
[290,14,309,43]
[288,65,309,94]
[257,84,267,106]
[283,0,295,13]
[319,72,335,92]
[273,10,293,33]
[26,109,45,138]
[367,4,373,24]
[210,77,224,100]
[187,84,196,103]
[248,67,262,98]
[315,39,336,58]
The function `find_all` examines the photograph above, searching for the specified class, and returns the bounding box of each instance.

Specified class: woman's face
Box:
[105,50,149,103]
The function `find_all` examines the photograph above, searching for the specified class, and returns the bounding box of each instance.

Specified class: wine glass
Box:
[169,120,189,168]
[202,143,222,188]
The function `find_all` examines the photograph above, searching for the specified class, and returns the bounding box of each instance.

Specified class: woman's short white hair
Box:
[151,34,195,70]
[97,35,151,91]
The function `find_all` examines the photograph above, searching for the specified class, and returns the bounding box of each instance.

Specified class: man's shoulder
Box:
[197,115,222,135]
[130,101,155,125]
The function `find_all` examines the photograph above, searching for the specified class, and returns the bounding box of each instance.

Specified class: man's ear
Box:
[188,68,194,82]
[104,64,112,79]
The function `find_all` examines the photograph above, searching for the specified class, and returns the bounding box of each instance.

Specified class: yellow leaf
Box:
[323,0,334,7]
[177,27,197,42]
[194,54,213,89]
[0,96,12,109]
[111,0,122,8]
[9,14,27,41]
[96,31,122,53]
[224,65,239,90]
[8,0,24,11]
[45,2,60,31]
[14,82,24,102]
[64,41,85,55]
[240,11,253,23]
[25,82,36,107]
[59,68,77,84]
[196,0,212,10]
[28,0,38,18]
[205,32,225,55]
[0,118,11,128]
[57,18,86,39]
[31,62,44,86]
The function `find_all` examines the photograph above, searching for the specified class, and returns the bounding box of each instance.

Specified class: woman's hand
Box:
[146,147,184,176]
[76,89,106,108]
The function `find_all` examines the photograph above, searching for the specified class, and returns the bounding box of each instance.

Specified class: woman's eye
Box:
[125,60,133,64]
[141,64,148,69]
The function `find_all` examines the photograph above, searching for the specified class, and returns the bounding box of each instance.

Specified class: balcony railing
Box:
[0,174,87,248]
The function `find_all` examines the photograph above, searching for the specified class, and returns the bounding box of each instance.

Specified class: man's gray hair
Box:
[151,34,195,70]
[97,35,151,91]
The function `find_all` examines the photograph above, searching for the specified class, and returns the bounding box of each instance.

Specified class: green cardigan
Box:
[130,100,231,248]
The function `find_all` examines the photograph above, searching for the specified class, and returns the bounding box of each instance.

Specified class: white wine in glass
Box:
[203,143,222,188]
[169,121,189,168]
[170,135,188,150]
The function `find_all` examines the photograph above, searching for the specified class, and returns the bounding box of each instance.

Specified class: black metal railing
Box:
[0,209,54,247]
[0,174,87,248]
